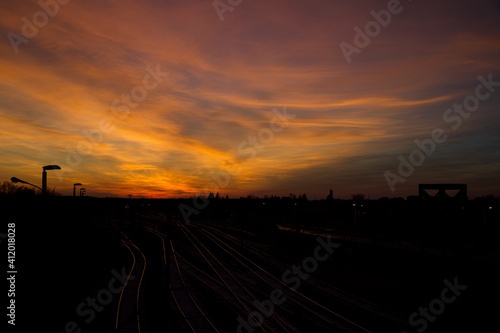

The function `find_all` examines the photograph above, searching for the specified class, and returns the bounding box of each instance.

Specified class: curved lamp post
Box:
[80,188,86,197]
[10,177,42,191]
[42,165,61,196]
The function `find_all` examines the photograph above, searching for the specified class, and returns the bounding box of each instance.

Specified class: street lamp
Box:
[10,177,42,191]
[80,188,86,197]
[42,165,61,196]
[73,183,83,197]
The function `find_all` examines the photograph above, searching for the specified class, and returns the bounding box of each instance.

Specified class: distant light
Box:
[489,207,493,210]
[361,205,364,208]
[353,204,356,207]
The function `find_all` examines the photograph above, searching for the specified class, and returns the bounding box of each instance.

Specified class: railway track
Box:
[115,231,147,333]
[193,220,410,331]
[140,213,371,332]
[131,211,411,332]
[183,222,371,333]
[199,222,407,321]
[145,227,221,332]
[177,222,299,333]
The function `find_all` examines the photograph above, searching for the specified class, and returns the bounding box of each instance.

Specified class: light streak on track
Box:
[145,227,220,333]
[116,231,147,333]
[197,225,373,333]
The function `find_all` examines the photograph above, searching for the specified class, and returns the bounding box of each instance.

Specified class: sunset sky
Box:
[1,0,499,199]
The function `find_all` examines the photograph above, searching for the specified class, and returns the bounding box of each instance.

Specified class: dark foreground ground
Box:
[2,196,499,332]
